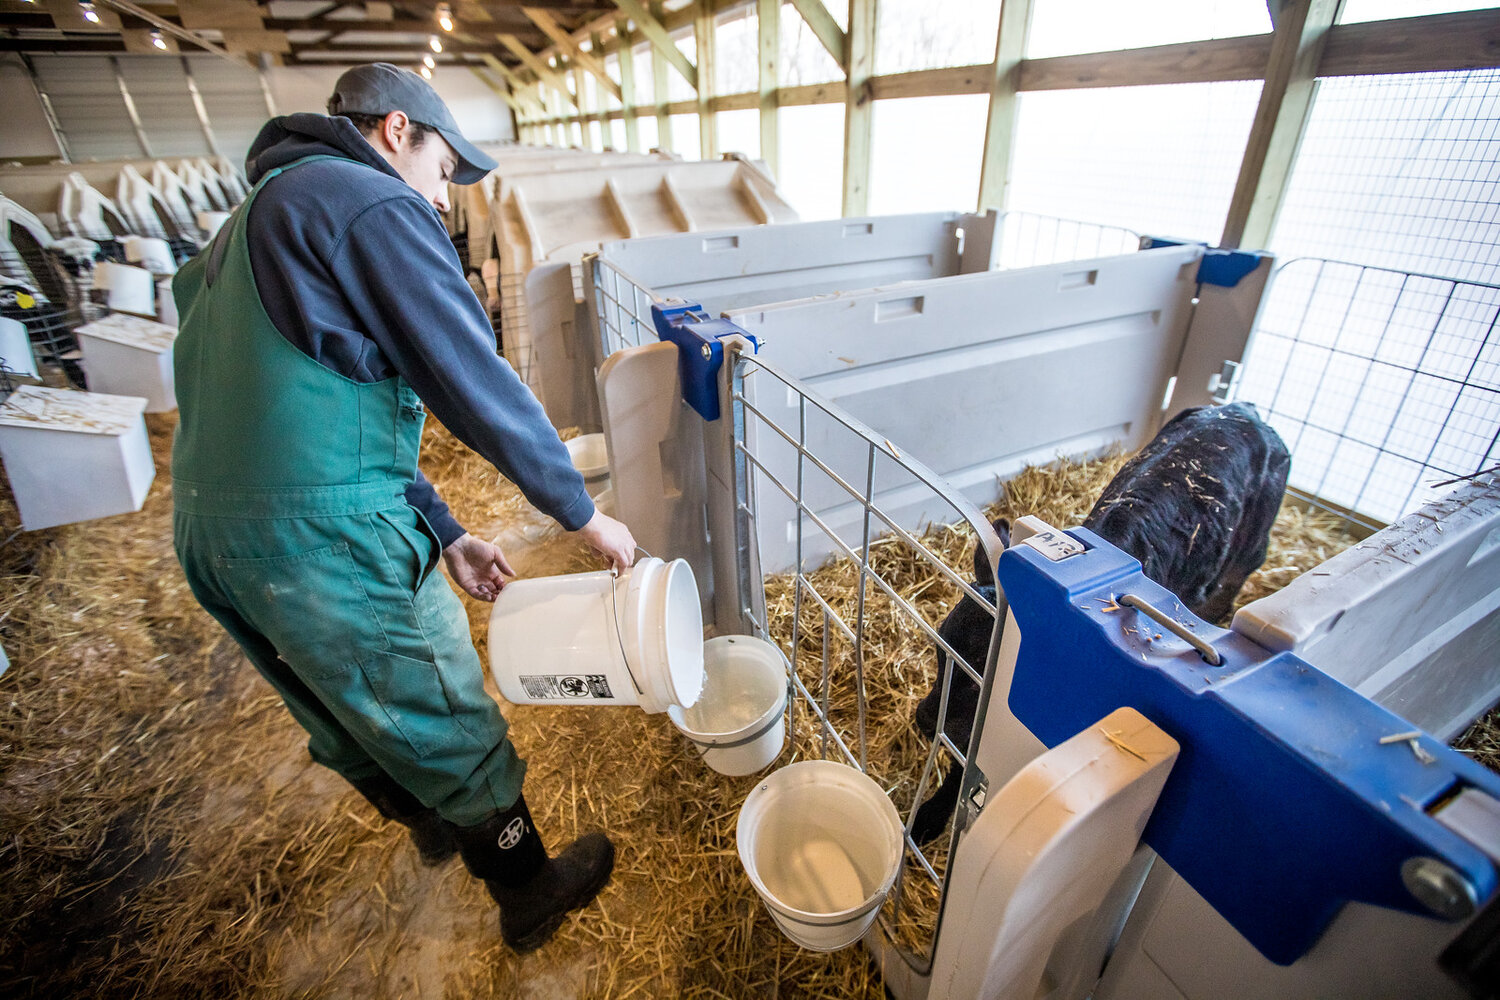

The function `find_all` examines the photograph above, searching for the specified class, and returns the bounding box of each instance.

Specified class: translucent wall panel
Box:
[188,56,267,165]
[638,112,660,151]
[32,56,140,161]
[667,32,696,102]
[118,58,209,157]
[869,94,986,214]
[669,112,701,159]
[1340,0,1498,22]
[610,117,627,150]
[600,54,622,111]
[1270,70,1500,285]
[717,108,761,160]
[587,118,604,150]
[1026,0,1270,59]
[781,2,842,86]
[716,7,758,95]
[778,103,844,219]
[875,0,999,75]
[634,42,654,104]
[1007,80,1262,243]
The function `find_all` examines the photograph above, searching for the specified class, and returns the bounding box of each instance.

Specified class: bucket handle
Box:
[607,546,656,698]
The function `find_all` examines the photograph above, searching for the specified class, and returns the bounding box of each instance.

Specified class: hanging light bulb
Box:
[150,28,167,49]
[422,53,435,69]
[79,1,100,23]
[428,34,443,53]
[419,65,432,80]
[436,3,453,32]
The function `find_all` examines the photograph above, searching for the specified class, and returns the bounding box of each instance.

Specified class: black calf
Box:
[909,403,1290,844]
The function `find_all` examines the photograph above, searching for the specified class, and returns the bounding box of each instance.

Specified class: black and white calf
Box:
[910,402,1291,844]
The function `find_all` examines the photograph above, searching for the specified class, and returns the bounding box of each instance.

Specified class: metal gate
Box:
[722,344,1006,969]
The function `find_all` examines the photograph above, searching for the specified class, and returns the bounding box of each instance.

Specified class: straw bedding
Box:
[0,416,1493,998]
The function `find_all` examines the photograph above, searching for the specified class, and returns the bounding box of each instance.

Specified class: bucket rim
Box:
[735,760,903,924]
[667,635,788,744]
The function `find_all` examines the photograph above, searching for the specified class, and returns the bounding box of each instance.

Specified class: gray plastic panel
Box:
[729,243,1204,573]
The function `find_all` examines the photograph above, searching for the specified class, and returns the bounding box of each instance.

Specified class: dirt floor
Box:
[1,410,1495,999]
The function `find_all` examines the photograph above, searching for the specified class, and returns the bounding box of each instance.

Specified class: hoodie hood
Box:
[245,112,402,186]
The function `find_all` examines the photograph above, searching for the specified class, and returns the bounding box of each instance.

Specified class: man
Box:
[171,63,636,953]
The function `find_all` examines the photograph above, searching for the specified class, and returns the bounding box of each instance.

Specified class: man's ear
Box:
[379,110,411,151]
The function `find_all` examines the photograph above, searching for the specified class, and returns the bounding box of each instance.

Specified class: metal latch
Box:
[1210,359,1241,403]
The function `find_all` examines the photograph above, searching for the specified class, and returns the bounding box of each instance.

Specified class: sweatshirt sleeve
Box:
[406,470,465,548]
[330,195,595,531]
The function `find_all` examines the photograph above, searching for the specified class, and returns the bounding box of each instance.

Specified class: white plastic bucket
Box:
[104,262,156,317]
[669,636,788,776]
[197,211,230,239]
[737,760,903,951]
[156,279,178,329]
[489,556,703,714]
[566,433,611,497]
[123,236,176,275]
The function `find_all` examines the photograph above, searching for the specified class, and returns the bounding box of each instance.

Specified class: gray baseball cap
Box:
[327,62,497,184]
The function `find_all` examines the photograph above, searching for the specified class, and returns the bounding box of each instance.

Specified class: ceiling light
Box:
[422,53,435,69]
[79,1,100,23]
[429,34,443,53]
[436,3,453,32]
[150,29,167,49]
[419,65,432,80]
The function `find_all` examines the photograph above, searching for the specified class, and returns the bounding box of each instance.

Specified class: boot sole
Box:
[503,840,616,953]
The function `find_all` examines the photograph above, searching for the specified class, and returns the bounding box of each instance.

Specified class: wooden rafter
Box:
[523,5,622,100]
[786,0,845,69]
[499,31,577,107]
[1221,0,1342,248]
[609,0,695,90]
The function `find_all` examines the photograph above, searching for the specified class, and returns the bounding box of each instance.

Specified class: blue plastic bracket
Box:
[650,300,760,421]
[1142,235,1268,288]
[995,527,1500,966]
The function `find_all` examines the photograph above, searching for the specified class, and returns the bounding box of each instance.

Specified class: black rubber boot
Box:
[452,795,616,953]
[347,773,458,867]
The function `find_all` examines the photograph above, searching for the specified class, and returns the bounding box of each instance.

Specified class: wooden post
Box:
[696,0,717,159]
[651,0,674,151]
[841,0,874,217]
[617,15,641,152]
[1221,0,1343,249]
[573,59,592,147]
[758,0,780,178]
[977,0,1033,212]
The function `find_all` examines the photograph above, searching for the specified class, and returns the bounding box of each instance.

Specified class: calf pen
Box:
[581,221,1500,994]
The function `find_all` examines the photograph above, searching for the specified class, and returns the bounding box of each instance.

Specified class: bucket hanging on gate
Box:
[489,556,704,714]
[737,759,904,951]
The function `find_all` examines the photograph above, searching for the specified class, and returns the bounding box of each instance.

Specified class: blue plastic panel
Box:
[996,527,1500,966]
[1141,236,1266,288]
[650,301,759,421]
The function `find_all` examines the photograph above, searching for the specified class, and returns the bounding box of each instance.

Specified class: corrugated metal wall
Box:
[31,56,142,161]
[28,55,269,165]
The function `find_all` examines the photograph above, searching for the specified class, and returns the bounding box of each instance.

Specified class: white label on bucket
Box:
[519,674,615,700]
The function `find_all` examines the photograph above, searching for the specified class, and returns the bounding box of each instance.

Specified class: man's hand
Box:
[575,509,637,572]
[442,532,515,602]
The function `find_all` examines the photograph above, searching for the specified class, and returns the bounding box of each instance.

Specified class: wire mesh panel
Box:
[1270,69,1500,286]
[994,211,1141,270]
[727,349,1004,969]
[1235,257,1500,525]
[591,254,660,357]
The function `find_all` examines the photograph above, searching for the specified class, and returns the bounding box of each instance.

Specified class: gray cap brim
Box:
[431,123,497,185]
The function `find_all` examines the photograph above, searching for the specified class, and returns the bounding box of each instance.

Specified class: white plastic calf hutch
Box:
[0,385,154,531]
[74,313,177,412]
[578,225,1498,995]
[489,157,797,399]
[725,347,1497,999]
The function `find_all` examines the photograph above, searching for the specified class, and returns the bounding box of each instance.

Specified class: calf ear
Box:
[973,518,1008,586]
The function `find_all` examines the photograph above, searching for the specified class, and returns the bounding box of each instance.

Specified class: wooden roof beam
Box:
[610,0,695,89]
[523,5,621,100]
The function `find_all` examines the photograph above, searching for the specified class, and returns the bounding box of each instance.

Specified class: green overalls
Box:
[171,155,524,825]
